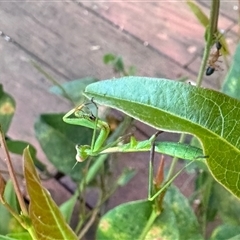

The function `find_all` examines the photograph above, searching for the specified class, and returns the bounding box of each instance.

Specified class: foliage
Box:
[1,1,240,239]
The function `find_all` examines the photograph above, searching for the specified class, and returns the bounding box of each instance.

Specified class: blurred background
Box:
[0,0,239,236]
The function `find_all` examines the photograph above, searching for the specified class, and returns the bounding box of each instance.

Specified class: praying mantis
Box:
[63,101,206,201]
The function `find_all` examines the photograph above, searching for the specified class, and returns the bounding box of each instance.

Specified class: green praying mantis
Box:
[63,101,206,201]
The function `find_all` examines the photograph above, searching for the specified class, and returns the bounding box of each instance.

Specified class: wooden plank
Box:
[81,2,235,67]
[0,1,194,81]
[198,0,239,23]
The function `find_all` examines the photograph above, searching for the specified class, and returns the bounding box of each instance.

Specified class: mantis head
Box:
[75,145,91,162]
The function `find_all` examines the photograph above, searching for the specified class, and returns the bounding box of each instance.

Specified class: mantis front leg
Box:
[63,103,111,161]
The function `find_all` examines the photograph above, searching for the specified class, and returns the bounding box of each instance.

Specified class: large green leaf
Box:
[23,147,78,240]
[222,43,240,100]
[84,77,240,198]
[0,84,15,133]
[97,186,202,239]
[35,113,93,181]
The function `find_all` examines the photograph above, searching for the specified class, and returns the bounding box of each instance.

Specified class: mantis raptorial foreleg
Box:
[63,102,111,161]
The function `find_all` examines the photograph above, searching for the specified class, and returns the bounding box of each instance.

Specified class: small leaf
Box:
[84,77,240,198]
[103,54,125,73]
[23,147,78,240]
[117,168,136,186]
[113,57,125,73]
[49,78,98,105]
[103,54,116,64]
[0,84,15,133]
[35,113,93,181]
[128,66,136,76]
[187,1,209,27]
[222,43,240,100]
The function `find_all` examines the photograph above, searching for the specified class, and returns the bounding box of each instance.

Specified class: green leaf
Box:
[187,1,209,27]
[97,200,153,239]
[84,77,240,198]
[210,224,240,240]
[163,186,202,239]
[222,43,240,100]
[228,234,240,240]
[35,113,93,181]
[49,78,98,105]
[97,186,202,239]
[117,168,136,186]
[0,84,15,133]
[0,180,24,234]
[212,181,240,225]
[6,140,46,172]
[23,147,78,240]
[103,54,125,73]
[59,194,78,224]
[103,54,116,64]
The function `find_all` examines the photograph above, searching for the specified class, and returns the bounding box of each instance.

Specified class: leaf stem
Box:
[196,0,220,87]
[139,208,159,240]
[31,61,75,105]
[0,126,28,216]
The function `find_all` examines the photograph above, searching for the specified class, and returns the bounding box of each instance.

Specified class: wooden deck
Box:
[0,0,239,228]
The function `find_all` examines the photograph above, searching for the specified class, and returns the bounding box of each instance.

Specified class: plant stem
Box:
[0,126,28,216]
[31,61,75,105]
[196,0,220,87]
[166,0,220,183]
[139,209,159,240]
[78,207,99,239]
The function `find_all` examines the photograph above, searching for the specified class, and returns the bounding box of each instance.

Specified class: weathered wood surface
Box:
[0,0,239,224]
[81,1,238,74]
